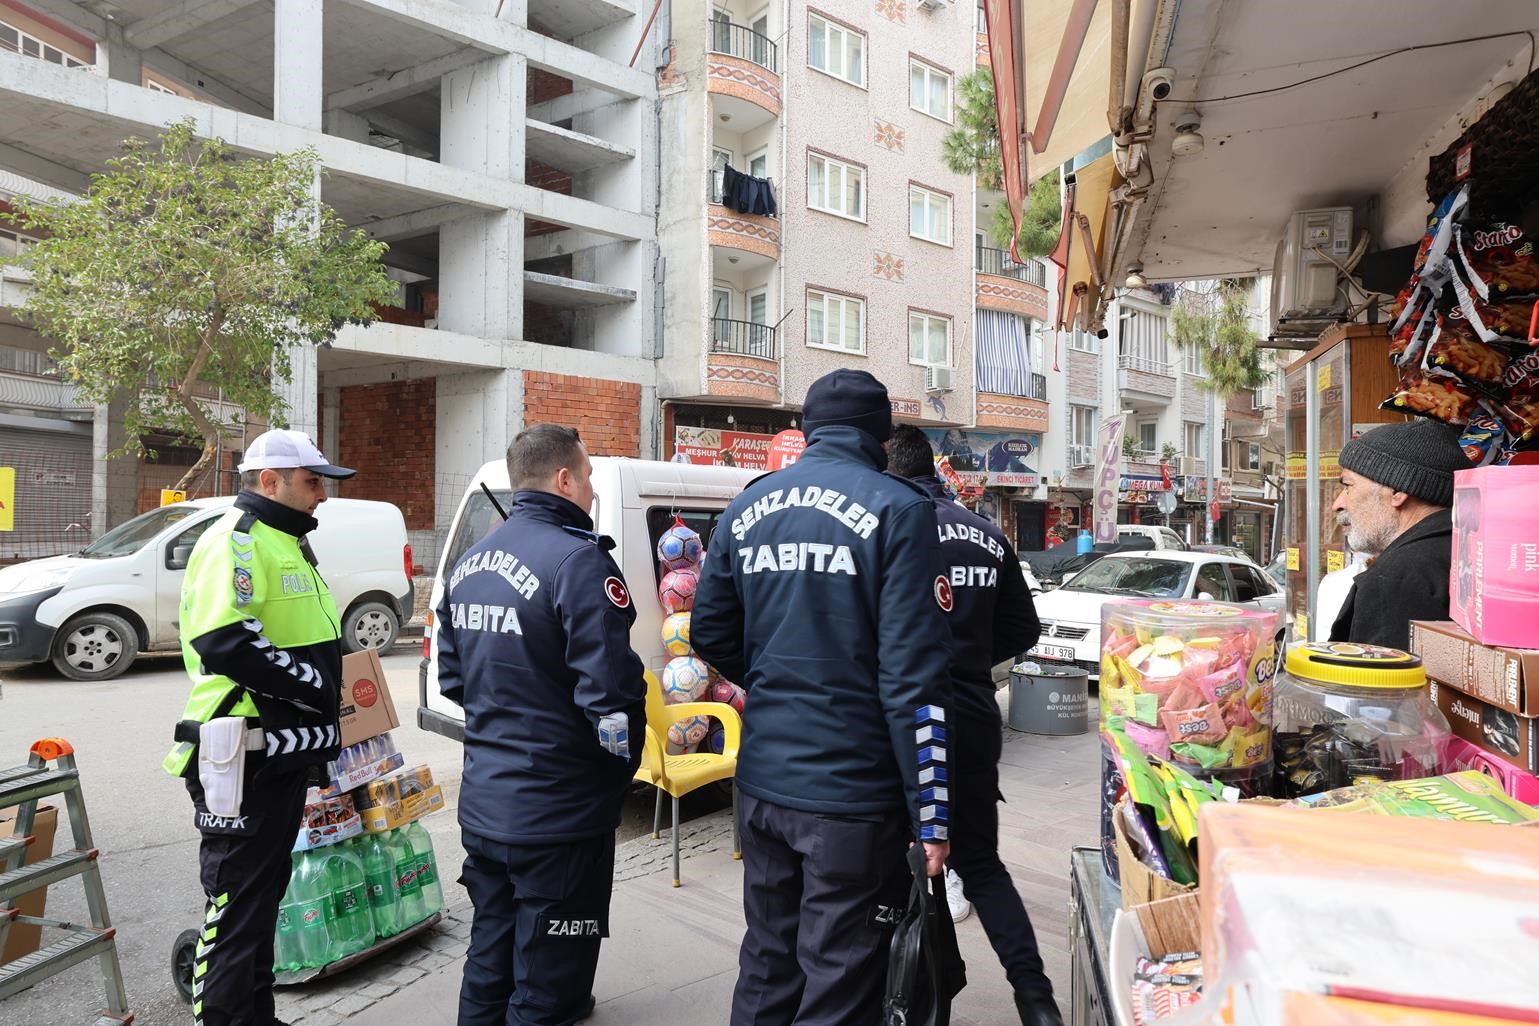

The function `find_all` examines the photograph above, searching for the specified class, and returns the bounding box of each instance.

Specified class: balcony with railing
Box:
[976,371,1049,434]
[1116,353,1177,402]
[975,245,1048,318]
[708,171,781,264]
[706,318,779,404]
[707,21,782,120]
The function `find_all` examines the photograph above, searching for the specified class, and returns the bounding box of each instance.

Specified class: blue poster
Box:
[922,429,1042,487]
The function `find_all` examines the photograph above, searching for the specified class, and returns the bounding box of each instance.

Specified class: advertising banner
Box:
[922,429,1042,487]
[1094,414,1128,544]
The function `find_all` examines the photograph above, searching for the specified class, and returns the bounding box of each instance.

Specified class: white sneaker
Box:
[944,868,972,923]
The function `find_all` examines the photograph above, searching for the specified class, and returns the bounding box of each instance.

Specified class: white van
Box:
[1117,525,1188,551]
[417,457,758,742]
[0,497,413,681]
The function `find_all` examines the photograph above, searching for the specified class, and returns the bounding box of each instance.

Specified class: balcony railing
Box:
[709,22,778,73]
[1029,372,1047,400]
[711,318,776,359]
[709,171,777,215]
[975,245,1045,286]
[980,371,1047,401]
[1118,354,1173,376]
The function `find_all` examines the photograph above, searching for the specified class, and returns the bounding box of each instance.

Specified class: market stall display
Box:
[1272,643,1449,797]
[653,518,744,754]
[1448,465,1539,647]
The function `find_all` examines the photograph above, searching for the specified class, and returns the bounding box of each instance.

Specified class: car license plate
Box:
[1029,644,1076,662]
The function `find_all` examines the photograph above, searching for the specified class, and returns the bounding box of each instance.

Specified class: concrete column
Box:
[90,396,138,537]
[438,54,525,340]
[434,368,523,532]
[321,386,342,495]
[102,24,143,86]
[273,0,324,131]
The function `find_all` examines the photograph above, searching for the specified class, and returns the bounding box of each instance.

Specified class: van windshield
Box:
[444,489,515,573]
[80,506,202,559]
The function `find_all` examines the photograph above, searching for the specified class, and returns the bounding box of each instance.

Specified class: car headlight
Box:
[1,565,74,595]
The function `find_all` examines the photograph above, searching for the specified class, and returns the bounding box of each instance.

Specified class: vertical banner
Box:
[1093,414,1127,545]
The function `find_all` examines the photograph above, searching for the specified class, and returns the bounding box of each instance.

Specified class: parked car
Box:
[1117,525,1188,550]
[1022,537,1155,591]
[1265,550,1287,588]
[417,456,759,743]
[1019,561,1043,596]
[1190,544,1256,562]
[0,497,413,681]
[1027,551,1286,681]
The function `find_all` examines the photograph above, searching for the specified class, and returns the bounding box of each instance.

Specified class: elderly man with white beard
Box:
[1327,419,1474,649]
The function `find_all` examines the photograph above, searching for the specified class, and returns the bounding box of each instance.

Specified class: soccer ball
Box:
[657,524,704,572]
[658,568,699,614]
[707,680,746,714]
[660,655,710,703]
[660,612,692,657]
[704,722,726,755]
[667,714,710,754]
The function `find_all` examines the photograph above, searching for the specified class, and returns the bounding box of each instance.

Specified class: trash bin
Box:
[1007,663,1090,735]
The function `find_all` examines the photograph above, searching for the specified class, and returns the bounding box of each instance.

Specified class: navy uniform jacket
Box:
[692,426,954,841]
[434,490,646,845]
[908,475,1041,721]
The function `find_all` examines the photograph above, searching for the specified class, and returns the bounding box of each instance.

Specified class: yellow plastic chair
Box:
[632,669,742,886]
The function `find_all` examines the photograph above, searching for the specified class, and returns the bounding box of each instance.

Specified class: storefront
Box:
[923,427,1044,544]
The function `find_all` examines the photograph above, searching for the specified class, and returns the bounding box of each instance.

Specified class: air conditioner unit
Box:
[916,0,951,11]
[925,365,953,392]
[1070,445,1094,469]
[1270,206,1352,338]
[1251,389,1268,411]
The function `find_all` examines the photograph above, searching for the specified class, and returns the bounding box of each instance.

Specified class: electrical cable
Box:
[1161,30,1537,105]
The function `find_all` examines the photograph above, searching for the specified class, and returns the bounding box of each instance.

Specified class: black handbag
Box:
[884,845,967,1026]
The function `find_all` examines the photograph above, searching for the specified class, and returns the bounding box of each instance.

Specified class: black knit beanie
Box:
[802,369,893,442]
[1338,419,1472,508]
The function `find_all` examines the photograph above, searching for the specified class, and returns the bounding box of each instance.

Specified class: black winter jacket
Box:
[1329,509,1454,650]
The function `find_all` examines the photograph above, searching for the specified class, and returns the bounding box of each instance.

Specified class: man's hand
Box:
[922,840,949,877]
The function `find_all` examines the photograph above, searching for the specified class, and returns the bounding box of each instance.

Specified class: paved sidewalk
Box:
[277,724,1100,1026]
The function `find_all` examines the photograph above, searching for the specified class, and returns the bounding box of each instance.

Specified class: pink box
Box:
[1440,734,1539,804]
[1450,465,1539,647]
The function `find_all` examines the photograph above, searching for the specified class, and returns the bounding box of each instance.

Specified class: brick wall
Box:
[1066,349,1100,405]
[336,379,436,530]
[523,371,641,457]
[529,68,573,106]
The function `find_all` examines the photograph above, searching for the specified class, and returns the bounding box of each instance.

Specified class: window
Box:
[146,79,178,95]
[711,286,732,320]
[909,59,951,121]
[909,185,951,245]
[1070,406,1099,448]
[0,226,35,259]
[166,516,218,571]
[1184,422,1206,464]
[1118,307,1169,372]
[748,148,768,179]
[1232,565,1273,603]
[1068,328,1097,353]
[647,507,729,587]
[976,1,987,33]
[807,289,864,353]
[809,13,864,86]
[1136,421,1157,455]
[751,10,771,66]
[1182,346,1204,376]
[710,9,731,52]
[0,22,90,69]
[712,147,732,203]
[747,288,768,326]
[808,153,864,220]
[1247,443,1261,471]
[1194,563,1235,601]
[909,312,950,368]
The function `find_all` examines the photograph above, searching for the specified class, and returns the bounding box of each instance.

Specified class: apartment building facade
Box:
[657,0,1055,547]
[0,0,662,565]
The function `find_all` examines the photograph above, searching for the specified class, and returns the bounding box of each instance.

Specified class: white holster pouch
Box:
[198,718,265,819]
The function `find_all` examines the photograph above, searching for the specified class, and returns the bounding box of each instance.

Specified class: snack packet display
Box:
[1291,770,1539,823]
[1100,601,1281,779]
[1130,953,1203,1026]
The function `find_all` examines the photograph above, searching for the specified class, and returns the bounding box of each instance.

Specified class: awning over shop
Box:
[1052,152,1119,332]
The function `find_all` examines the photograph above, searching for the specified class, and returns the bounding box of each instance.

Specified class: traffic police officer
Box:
[887,425,1061,1026]
[692,369,954,1026]
[436,423,646,1026]
[163,429,354,1026]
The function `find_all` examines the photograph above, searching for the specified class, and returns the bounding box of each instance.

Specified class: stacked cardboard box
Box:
[1409,621,1539,778]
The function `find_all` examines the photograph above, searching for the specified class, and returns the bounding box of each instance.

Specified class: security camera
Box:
[1097,327,1110,340]
[1143,67,1175,102]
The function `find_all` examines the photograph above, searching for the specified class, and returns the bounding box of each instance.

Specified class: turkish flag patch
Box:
[604,576,631,609]
[934,575,954,612]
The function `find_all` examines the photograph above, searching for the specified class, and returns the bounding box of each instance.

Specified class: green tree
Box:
[942,69,1061,258]
[2,119,395,491]
[1170,279,1266,396]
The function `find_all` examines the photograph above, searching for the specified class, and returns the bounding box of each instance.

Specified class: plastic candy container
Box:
[1099,600,1281,790]
[1272,642,1451,798]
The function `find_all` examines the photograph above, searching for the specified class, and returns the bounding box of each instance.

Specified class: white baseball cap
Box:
[238,429,356,479]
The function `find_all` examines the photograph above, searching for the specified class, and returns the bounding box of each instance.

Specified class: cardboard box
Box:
[292,814,363,852]
[1111,798,1194,910]
[357,785,444,833]
[1284,992,1534,1025]
[1429,678,1539,775]
[1410,620,1539,717]
[1198,802,1539,1015]
[1449,465,1539,648]
[338,647,399,747]
[0,805,58,963]
[1131,890,1202,958]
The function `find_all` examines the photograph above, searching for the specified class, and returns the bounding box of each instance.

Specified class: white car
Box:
[1027,551,1286,681]
[1019,561,1043,596]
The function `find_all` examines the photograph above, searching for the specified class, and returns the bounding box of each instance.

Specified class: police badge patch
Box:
[233,566,255,607]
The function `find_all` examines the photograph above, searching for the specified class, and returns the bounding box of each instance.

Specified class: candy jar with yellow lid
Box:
[1272,642,1450,798]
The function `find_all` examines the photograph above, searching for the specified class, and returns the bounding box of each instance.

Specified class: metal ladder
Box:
[0,738,132,1025]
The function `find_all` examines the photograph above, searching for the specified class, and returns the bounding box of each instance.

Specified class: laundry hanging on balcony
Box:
[721,164,778,217]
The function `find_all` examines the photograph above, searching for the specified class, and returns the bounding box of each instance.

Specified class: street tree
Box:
[941,68,1061,258]
[1170,279,1267,396]
[1,119,396,492]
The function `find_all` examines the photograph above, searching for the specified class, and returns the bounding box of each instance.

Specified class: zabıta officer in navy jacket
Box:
[435,424,645,1026]
[692,369,954,1026]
